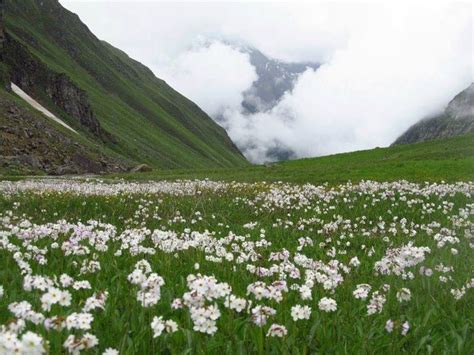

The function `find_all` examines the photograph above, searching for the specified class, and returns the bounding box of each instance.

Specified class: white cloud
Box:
[60,1,473,163]
[159,41,257,117]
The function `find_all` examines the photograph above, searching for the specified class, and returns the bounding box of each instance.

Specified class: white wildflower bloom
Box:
[401,321,410,336]
[291,305,311,321]
[367,291,386,315]
[396,288,411,302]
[72,281,92,290]
[150,316,165,337]
[63,333,98,353]
[59,274,74,288]
[103,348,119,355]
[266,324,288,337]
[65,312,94,330]
[83,292,108,312]
[0,178,472,350]
[318,297,337,312]
[353,284,371,300]
[171,298,183,309]
[165,320,178,333]
[450,287,466,300]
[251,305,276,326]
[224,295,247,312]
[21,331,46,354]
[299,284,312,300]
[349,256,360,267]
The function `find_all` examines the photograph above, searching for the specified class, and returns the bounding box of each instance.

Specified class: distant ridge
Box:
[393,83,474,145]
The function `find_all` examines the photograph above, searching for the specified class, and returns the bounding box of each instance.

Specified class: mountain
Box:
[211,42,319,161]
[237,45,320,114]
[126,133,474,184]
[0,0,248,174]
[393,83,474,145]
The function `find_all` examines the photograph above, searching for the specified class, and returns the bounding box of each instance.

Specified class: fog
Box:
[61,1,473,162]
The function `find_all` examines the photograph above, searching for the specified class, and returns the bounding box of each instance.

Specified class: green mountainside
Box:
[393,83,474,145]
[1,0,248,171]
[119,133,474,184]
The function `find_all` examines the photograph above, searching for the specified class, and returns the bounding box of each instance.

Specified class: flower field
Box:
[0,179,473,354]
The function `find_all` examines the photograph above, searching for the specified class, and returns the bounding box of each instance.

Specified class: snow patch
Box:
[11,83,78,134]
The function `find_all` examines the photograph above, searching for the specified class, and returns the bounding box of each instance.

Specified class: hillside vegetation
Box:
[393,83,473,145]
[3,0,248,169]
[118,133,474,183]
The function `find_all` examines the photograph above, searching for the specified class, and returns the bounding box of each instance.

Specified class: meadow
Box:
[0,178,472,354]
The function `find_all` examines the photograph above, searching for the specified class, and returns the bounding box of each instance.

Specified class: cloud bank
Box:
[61,1,473,163]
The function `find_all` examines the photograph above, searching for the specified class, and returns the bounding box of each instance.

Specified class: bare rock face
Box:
[393,83,474,145]
[3,33,115,143]
[46,73,102,139]
[0,93,127,175]
[0,0,5,51]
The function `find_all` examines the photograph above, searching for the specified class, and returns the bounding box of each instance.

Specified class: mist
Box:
[61,1,473,163]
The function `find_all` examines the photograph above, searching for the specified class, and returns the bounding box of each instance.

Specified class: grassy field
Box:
[0,178,472,354]
[118,133,474,184]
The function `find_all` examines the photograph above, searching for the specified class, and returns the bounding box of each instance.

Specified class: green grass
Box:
[117,133,474,184]
[4,0,248,169]
[0,179,472,353]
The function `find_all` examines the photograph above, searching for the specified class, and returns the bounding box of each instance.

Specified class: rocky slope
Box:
[0,90,126,175]
[3,32,114,142]
[0,0,248,174]
[237,45,320,113]
[393,84,474,145]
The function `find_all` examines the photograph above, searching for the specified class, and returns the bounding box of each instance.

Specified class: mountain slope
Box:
[393,83,474,145]
[121,133,474,184]
[2,0,248,170]
[237,45,320,113]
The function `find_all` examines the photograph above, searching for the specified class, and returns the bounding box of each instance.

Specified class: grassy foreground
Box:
[116,133,474,184]
[0,178,472,354]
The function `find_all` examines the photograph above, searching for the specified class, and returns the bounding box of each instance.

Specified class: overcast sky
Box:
[60,0,473,162]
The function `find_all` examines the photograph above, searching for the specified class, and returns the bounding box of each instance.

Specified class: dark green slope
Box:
[3,0,248,169]
[393,83,474,145]
[120,133,474,183]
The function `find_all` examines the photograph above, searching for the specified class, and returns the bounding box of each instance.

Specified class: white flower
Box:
[63,333,98,353]
[60,274,74,288]
[291,305,311,321]
[401,321,410,336]
[0,285,3,299]
[21,331,45,354]
[318,297,337,312]
[151,316,165,337]
[385,319,394,333]
[367,291,386,315]
[224,295,247,313]
[396,288,411,302]
[251,305,276,326]
[299,285,312,300]
[450,287,466,301]
[266,324,288,337]
[353,284,371,300]
[103,348,119,355]
[349,256,360,267]
[171,298,183,309]
[66,312,94,330]
[151,316,178,337]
